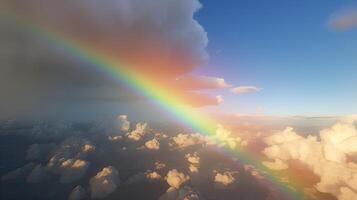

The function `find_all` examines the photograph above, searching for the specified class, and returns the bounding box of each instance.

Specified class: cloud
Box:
[89,166,121,199]
[213,170,238,189]
[68,185,86,200]
[26,164,51,183]
[175,75,231,90]
[231,86,262,94]
[328,6,357,31]
[186,152,200,173]
[58,159,90,183]
[1,163,36,181]
[144,138,160,150]
[165,169,190,189]
[159,186,203,200]
[126,123,148,141]
[26,143,55,161]
[262,116,357,200]
[0,0,223,119]
[169,133,205,149]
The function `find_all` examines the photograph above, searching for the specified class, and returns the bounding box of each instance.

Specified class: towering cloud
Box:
[0,0,224,119]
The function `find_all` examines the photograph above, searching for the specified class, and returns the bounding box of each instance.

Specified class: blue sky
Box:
[195,0,357,116]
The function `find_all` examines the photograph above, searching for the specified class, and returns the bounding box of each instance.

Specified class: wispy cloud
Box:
[231,86,262,94]
[327,6,357,31]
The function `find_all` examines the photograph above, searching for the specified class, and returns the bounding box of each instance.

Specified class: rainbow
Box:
[1,13,308,200]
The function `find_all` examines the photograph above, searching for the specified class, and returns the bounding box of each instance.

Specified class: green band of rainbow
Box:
[1,13,308,200]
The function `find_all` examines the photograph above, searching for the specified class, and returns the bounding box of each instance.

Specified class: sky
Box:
[195,0,357,116]
[0,0,356,121]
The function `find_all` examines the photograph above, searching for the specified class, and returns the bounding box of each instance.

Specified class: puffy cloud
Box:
[47,137,95,174]
[155,161,167,170]
[68,185,86,200]
[205,124,245,149]
[146,171,162,181]
[127,123,147,141]
[1,162,35,181]
[213,170,238,188]
[186,152,200,173]
[58,159,90,183]
[166,169,190,189]
[169,133,205,149]
[231,86,262,94]
[0,0,211,118]
[262,116,357,200]
[117,115,130,132]
[145,138,160,150]
[186,152,200,164]
[159,186,204,200]
[26,164,51,183]
[89,166,121,199]
[174,75,231,90]
[328,6,357,31]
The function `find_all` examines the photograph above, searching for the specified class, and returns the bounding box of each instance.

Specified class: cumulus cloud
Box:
[169,133,205,149]
[0,0,223,119]
[204,124,246,149]
[145,138,160,150]
[47,137,95,174]
[231,86,262,94]
[262,116,357,200]
[166,169,190,189]
[186,152,200,173]
[213,170,238,189]
[58,159,90,183]
[155,161,167,170]
[127,123,148,141]
[89,166,121,199]
[159,186,204,200]
[328,6,357,31]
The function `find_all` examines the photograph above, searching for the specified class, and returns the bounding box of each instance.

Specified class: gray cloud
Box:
[0,0,209,119]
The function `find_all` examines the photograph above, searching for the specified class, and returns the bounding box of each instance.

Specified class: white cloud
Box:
[89,166,121,199]
[231,86,262,94]
[213,170,238,188]
[262,116,357,200]
[116,115,130,132]
[145,138,160,150]
[127,123,148,141]
[169,133,205,149]
[166,169,190,189]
